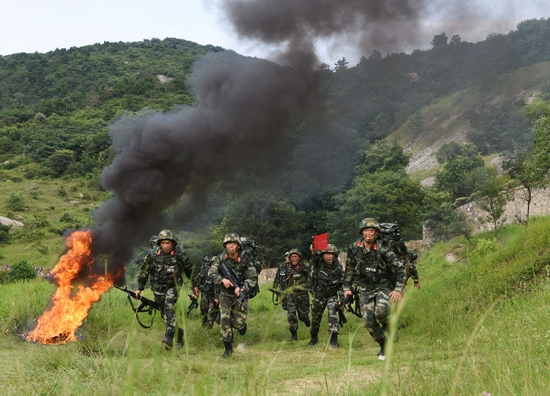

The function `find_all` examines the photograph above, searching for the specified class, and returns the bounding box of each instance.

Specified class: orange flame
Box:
[27,230,114,344]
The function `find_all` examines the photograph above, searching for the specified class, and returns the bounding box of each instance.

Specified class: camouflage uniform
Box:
[284,249,311,341]
[308,245,344,348]
[137,230,198,349]
[196,256,219,328]
[343,219,406,357]
[272,256,291,310]
[208,233,258,357]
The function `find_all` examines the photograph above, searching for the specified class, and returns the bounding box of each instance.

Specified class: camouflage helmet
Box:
[287,248,303,259]
[321,244,339,257]
[358,218,380,234]
[157,229,178,246]
[223,233,241,247]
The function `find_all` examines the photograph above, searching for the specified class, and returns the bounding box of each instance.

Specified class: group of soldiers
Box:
[134,217,420,360]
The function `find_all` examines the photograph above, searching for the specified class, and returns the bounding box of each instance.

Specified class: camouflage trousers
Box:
[153,286,179,335]
[218,291,247,342]
[310,294,339,335]
[200,293,220,328]
[357,283,392,344]
[286,292,310,332]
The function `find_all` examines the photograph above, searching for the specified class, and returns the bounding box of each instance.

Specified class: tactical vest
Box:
[286,263,308,291]
[198,262,214,295]
[351,239,391,285]
[312,265,341,298]
[150,249,182,290]
[276,263,291,290]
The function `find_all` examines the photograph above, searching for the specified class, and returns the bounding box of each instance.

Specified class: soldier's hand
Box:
[222,278,233,289]
[310,244,317,255]
[234,287,241,297]
[414,283,421,290]
[134,290,141,299]
[193,286,200,297]
[343,290,352,299]
[389,290,402,302]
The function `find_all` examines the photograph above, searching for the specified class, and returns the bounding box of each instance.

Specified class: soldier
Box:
[208,233,258,357]
[283,248,311,341]
[343,218,406,360]
[272,252,291,310]
[135,230,199,350]
[196,256,219,329]
[396,238,421,291]
[308,244,344,348]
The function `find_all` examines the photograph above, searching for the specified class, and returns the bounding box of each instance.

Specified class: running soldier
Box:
[343,218,406,360]
[135,230,199,350]
[283,248,311,341]
[209,233,258,357]
[308,244,344,348]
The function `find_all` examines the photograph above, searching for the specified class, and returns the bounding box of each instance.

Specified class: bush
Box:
[5,193,26,211]
[8,260,36,282]
[0,224,11,244]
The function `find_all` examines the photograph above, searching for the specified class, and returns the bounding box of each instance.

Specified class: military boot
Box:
[377,338,386,361]
[161,328,174,350]
[176,328,184,350]
[329,332,339,349]
[288,330,298,341]
[307,331,319,347]
[222,341,233,358]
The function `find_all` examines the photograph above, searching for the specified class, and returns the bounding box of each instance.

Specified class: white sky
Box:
[1,0,550,67]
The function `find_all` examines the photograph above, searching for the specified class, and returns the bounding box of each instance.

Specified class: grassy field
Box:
[1,216,550,395]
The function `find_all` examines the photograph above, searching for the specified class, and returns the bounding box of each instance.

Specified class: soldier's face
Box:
[225,242,239,255]
[323,253,335,264]
[362,228,379,243]
[159,240,173,253]
[290,254,300,265]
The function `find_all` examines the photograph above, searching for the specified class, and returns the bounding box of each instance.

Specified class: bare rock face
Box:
[0,216,24,227]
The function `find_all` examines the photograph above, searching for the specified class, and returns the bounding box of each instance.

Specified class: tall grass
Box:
[2,216,550,394]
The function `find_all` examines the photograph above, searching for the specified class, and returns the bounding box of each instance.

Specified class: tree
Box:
[435,142,485,200]
[423,189,472,243]
[334,57,349,72]
[476,166,512,239]
[450,35,462,45]
[431,33,449,50]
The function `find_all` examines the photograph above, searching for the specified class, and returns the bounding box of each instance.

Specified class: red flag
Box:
[313,232,329,251]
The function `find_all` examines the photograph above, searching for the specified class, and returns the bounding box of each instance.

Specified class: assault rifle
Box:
[267,288,285,305]
[115,286,159,329]
[337,295,350,326]
[187,294,199,317]
[220,262,252,312]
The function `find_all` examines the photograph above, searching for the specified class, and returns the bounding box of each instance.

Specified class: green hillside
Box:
[1,217,550,394]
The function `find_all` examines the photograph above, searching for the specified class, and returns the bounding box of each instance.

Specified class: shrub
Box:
[8,260,36,282]
[6,193,26,211]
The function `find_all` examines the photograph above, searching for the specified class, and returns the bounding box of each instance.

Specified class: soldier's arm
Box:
[242,257,258,296]
[343,245,356,293]
[208,256,223,285]
[383,248,406,294]
[272,266,281,289]
[136,254,153,291]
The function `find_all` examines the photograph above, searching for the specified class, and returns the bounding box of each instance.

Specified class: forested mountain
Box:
[1,19,550,269]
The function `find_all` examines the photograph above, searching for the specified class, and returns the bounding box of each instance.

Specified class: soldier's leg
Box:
[218,294,234,343]
[374,289,392,338]
[310,296,325,335]
[230,301,248,336]
[200,295,210,318]
[296,293,310,328]
[326,296,339,335]
[359,288,379,342]
[286,294,298,340]
[161,288,179,349]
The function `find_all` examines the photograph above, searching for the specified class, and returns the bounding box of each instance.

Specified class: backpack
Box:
[239,237,262,298]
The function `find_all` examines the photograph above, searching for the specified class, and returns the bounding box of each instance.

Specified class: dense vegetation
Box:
[1,19,550,269]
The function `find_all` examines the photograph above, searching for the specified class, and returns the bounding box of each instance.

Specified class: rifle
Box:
[114,286,159,329]
[187,294,199,317]
[220,262,252,312]
[337,295,350,326]
[268,288,285,305]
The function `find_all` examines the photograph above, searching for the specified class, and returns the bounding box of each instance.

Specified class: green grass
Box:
[2,217,550,394]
